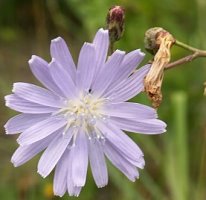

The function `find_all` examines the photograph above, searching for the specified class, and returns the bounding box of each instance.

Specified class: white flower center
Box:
[58,92,109,140]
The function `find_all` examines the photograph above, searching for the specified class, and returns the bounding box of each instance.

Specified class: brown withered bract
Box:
[144,27,176,108]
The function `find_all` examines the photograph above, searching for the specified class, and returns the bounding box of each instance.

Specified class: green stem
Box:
[165,40,206,70]
[108,41,114,56]
[175,40,202,53]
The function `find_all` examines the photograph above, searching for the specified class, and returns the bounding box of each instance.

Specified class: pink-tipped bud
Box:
[106,6,125,43]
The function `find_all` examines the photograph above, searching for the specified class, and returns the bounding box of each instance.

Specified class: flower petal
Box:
[72,130,88,187]
[110,117,167,134]
[76,43,96,91]
[92,50,125,96]
[68,185,81,197]
[50,37,76,82]
[38,130,73,178]
[92,28,109,79]
[89,139,108,188]
[102,101,157,120]
[11,133,55,167]
[67,149,82,197]
[29,55,63,96]
[97,122,143,162]
[107,49,145,91]
[17,116,66,145]
[5,94,58,114]
[49,59,77,99]
[4,113,49,134]
[105,64,150,101]
[13,82,64,108]
[104,140,139,182]
[53,151,68,197]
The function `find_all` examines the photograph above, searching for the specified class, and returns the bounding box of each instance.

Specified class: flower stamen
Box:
[57,93,109,141]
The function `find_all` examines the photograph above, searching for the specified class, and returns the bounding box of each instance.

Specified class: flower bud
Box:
[106,6,125,43]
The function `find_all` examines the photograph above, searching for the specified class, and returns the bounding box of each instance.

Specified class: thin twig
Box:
[165,52,200,69]
[165,40,206,70]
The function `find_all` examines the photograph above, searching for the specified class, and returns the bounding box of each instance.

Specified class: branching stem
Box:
[165,40,206,70]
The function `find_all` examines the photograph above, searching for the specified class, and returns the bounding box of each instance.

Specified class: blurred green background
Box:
[0,0,206,199]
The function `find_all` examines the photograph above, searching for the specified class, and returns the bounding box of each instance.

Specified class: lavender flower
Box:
[5,28,166,197]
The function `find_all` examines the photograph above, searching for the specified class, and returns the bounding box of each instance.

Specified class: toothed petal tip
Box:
[115,49,126,55]
[97,183,108,188]
[4,126,9,135]
[37,170,47,178]
[51,37,63,43]
[54,193,64,197]
[98,28,108,34]
[50,58,56,64]
[136,49,145,57]
[28,55,38,64]
[11,158,18,167]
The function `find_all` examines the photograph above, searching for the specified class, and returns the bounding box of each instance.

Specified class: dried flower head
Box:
[144,27,176,108]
